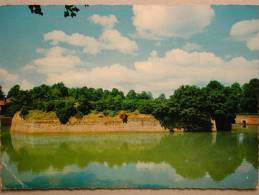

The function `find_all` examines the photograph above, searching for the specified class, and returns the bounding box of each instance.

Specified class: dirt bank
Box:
[11,111,168,134]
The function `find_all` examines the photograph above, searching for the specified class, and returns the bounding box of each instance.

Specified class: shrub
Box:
[19,106,30,119]
[56,105,76,124]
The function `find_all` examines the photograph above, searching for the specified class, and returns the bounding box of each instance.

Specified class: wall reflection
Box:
[1,126,258,184]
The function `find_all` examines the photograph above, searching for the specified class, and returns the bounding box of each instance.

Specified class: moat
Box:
[1,125,258,189]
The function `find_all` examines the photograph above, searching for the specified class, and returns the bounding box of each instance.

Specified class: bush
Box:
[20,106,30,119]
[56,105,76,124]
[103,110,117,117]
[77,98,92,115]
[137,100,154,114]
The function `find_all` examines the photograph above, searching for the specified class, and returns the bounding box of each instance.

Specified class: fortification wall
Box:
[11,112,168,134]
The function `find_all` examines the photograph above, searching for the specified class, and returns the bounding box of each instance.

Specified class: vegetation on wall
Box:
[1,78,258,131]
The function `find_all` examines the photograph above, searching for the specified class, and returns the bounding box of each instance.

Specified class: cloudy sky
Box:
[0,5,258,95]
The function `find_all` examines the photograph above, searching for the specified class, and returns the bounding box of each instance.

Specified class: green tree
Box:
[137,100,154,114]
[77,97,92,115]
[137,91,153,100]
[205,80,238,131]
[230,82,243,113]
[56,103,76,124]
[126,90,137,99]
[7,84,20,99]
[172,85,212,131]
[122,99,137,112]
[50,83,69,99]
[0,86,5,100]
[4,85,32,116]
[241,78,259,113]
[19,106,30,119]
[153,86,211,132]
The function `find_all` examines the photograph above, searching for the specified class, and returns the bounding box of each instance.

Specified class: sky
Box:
[0,5,258,96]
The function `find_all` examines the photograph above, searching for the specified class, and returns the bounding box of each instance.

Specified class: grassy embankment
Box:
[23,110,154,123]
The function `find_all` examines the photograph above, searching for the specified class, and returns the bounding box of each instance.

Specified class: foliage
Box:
[19,106,30,119]
[154,85,212,131]
[3,79,259,131]
[28,5,88,18]
[241,78,259,113]
[25,110,57,121]
[204,80,242,131]
[56,103,76,124]
[0,86,5,100]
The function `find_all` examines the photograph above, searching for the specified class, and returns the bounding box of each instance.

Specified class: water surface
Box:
[1,125,258,189]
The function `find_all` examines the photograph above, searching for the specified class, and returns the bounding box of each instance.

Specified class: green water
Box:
[1,125,258,189]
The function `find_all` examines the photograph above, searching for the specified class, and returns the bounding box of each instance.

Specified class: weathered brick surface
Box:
[11,112,168,134]
[235,115,259,125]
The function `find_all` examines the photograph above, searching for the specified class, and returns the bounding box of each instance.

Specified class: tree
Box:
[31,84,50,106]
[3,80,252,129]
[122,99,137,112]
[56,103,76,124]
[171,85,212,131]
[126,90,137,99]
[77,97,92,115]
[153,86,211,132]
[111,88,124,98]
[157,93,166,100]
[230,82,243,113]
[4,85,32,116]
[19,106,30,119]
[137,100,154,114]
[50,82,69,99]
[205,80,238,131]
[7,84,20,99]
[0,86,5,100]
[137,91,153,100]
[241,78,259,113]
[152,102,177,131]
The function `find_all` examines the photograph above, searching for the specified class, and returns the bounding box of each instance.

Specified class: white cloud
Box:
[44,31,101,55]
[230,19,259,51]
[90,14,118,29]
[246,32,259,51]
[0,68,19,92]
[0,68,18,83]
[20,79,34,90]
[25,47,259,96]
[132,5,215,39]
[182,42,203,52]
[100,29,138,54]
[24,46,83,75]
[0,67,33,93]
[44,15,137,55]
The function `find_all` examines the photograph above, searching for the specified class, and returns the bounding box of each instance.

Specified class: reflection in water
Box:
[1,126,258,189]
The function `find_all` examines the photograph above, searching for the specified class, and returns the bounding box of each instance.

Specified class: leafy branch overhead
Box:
[28,5,89,17]
[28,5,43,16]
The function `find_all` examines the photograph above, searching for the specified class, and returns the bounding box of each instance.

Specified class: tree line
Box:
[0,78,258,131]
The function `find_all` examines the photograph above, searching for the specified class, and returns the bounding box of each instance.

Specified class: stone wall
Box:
[11,112,168,134]
[235,114,259,125]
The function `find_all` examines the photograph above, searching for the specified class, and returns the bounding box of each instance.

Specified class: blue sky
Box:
[0,5,258,95]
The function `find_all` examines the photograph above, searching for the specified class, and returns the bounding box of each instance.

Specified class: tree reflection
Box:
[1,126,258,181]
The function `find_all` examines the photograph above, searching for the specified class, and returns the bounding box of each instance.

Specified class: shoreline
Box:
[10,111,170,134]
[8,111,259,134]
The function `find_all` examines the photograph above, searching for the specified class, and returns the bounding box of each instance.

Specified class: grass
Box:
[25,110,57,121]
[237,113,259,116]
[24,109,155,122]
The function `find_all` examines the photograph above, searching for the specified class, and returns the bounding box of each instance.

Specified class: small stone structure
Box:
[235,114,259,125]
